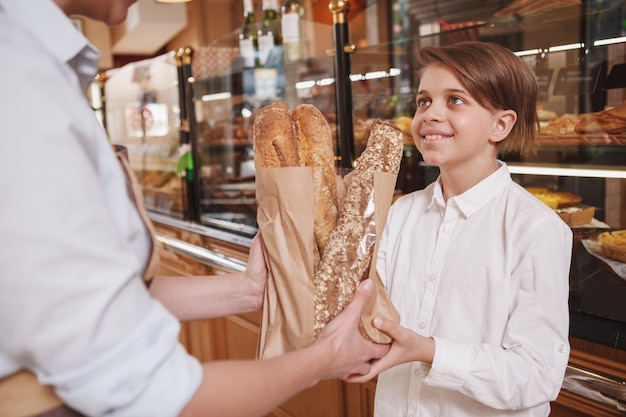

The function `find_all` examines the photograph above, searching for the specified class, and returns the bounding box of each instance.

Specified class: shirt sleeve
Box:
[0,46,202,417]
[424,214,572,410]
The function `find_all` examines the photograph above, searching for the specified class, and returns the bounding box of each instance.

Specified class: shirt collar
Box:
[2,0,100,90]
[429,160,512,217]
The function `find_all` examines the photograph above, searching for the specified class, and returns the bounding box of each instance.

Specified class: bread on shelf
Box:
[575,100,626,134]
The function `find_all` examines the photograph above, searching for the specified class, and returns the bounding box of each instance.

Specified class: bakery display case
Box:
[182,20,337,236]
[99,1,626,413]
[345,1,626,413]
[104,52,188,220]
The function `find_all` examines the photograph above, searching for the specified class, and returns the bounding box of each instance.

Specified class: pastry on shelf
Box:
[575,100,626,134]
[540,114,580,135]
[597,230,626,263]
[525,187,598,228]
[525,187,582,209]
[555,205,595,227]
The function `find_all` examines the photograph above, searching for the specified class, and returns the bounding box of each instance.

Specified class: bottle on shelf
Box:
[239,0,259,68]
[280,0,304,62]
[258,0,281,66]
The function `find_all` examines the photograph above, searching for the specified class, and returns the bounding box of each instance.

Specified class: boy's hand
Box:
[345,315,435,383]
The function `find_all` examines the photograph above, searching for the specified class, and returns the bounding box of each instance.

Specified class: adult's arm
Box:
[148,234,267,321]
[179,279,390,417]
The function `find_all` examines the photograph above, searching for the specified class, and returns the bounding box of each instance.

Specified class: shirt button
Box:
[418,322,426,329]
[442,225,449,233]
[428,274,436,281]
[557,344,566,353]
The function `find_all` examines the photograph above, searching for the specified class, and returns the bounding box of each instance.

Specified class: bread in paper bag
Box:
[254,101,402,359]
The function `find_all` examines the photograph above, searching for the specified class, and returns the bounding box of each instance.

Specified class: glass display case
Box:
[188,21,337,236]
[345,1,626,351]
[104,52,188,220]
[103,1,626,353]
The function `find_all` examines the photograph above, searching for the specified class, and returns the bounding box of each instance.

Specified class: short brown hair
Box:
[416,41,538,158]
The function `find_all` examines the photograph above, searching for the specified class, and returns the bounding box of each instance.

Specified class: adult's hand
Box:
[243,233,268,310]
[312,280,391,381]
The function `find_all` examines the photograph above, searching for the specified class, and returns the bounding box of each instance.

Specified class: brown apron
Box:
[0,145,161,417]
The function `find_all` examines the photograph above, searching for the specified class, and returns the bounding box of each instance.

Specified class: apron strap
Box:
[112,144,161,286]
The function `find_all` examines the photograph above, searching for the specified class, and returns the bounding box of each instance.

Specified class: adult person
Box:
[350,41,572,416]
[0,1,389,416]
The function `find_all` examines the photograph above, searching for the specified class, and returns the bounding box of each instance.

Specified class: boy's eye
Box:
[449,96,464,105]
[417,97,430,107]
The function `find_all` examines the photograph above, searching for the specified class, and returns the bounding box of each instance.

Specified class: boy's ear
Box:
[491,110,517,143]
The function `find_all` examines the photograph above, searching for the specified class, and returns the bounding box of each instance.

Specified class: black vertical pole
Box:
[183,47,202,223]
[176,47,201,222]
[329,0,355,170]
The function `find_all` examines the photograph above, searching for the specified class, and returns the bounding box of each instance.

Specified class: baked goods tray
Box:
[537,134,626,146]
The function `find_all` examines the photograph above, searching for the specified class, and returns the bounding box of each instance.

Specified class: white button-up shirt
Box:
[375,161,572,417]
[0,1,201,415]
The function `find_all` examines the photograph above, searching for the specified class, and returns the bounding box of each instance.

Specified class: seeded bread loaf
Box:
[313,120,404,335]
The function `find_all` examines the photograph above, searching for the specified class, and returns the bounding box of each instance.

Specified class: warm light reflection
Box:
[201,92,231,102]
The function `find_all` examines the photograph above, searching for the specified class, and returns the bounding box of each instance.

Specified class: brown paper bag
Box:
[256,166,400,360]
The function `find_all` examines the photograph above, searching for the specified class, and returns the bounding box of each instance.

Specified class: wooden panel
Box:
[221,315,259,360]
[551,389,622,417]
[221,314,346,417]
[344,381,375,417]
[275,381,345,417]
[181,319,218,362]
[569,337,626,380]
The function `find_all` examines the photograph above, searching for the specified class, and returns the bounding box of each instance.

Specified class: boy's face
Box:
[412,63,510,176]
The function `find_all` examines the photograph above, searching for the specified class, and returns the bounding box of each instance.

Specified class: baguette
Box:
[253,101,299,169]
[293,104,338,256]
[313,120,404,335]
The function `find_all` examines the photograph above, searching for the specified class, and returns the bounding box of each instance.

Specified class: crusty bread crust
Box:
[313,120,404,335]
[293,104,338,256]
[253,101,299,168]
